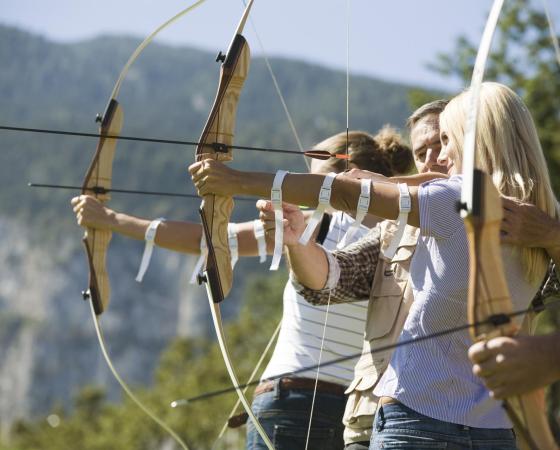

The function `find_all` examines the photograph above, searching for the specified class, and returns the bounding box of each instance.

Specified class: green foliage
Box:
[2,271,285,449]
[407,88,450,113]
[428,0,560,194]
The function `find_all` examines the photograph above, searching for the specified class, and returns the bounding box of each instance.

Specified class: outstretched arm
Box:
[344,168,448,186]
[189,159,421,227]
[71,195,262,256]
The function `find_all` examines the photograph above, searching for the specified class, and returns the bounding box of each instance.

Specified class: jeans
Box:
[370,402,518,450]
[246,378,346,449]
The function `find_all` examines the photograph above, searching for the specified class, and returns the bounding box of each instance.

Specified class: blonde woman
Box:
[190,82,558,449]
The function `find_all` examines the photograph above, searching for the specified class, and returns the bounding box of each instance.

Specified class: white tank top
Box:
[261,212,369,386]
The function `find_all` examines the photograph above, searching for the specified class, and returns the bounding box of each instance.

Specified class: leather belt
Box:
[226,377,346,429]
[254,377,346,397]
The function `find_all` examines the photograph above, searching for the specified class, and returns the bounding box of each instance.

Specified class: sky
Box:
[1,0,559,91]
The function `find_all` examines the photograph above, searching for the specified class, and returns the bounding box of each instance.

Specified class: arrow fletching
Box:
[303,150,350,160]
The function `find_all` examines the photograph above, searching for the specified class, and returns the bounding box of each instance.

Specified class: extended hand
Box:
[71,195,115,230]
[189,158,239,197]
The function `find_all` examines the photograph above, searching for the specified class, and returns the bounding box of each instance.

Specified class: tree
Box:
[428,0,560,194]
[1,271,285,449]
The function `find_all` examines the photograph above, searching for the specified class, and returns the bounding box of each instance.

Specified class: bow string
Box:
[194,2,275,448]
[80,2,207,449]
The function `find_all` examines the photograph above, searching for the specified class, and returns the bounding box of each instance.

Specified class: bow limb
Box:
[210,1,314,442]
[81,0,207,313]
[198,210,275,450]
[81,99,123,314]
[214,321,282,444]
[195,2,274,448]
[79,3,207,449]
[464,175,557,450]
[195,2,253,298]
[461,1,557,448]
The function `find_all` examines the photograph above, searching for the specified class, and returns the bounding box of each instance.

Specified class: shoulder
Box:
[420,174,462,191]
[419,175,463,204]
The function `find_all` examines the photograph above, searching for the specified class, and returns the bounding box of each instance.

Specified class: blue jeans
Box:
[246,379,345,449]
[370,402,517,450]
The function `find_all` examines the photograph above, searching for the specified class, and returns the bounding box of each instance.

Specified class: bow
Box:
[81,99,122,314]
[461,1,557,449]
[81,0,205,313]
[79,2,206,448]
[194,1,275,448]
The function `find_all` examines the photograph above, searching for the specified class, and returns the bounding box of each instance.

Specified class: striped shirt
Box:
[374,175,542,428]
[261,212,370,385]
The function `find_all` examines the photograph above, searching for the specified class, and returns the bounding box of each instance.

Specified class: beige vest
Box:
[343,221,419,445]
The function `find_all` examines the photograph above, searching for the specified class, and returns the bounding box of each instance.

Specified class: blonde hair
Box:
[312,128,412,176]
[440,81,558,282]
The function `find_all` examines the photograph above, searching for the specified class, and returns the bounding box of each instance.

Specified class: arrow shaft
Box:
[1,125,303,156]
[28,182,255,201]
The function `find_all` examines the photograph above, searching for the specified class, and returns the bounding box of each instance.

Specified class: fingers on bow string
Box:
[256,199,275,232]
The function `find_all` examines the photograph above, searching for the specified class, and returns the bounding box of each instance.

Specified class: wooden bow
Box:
[463,173,557,450]
[461,1,557,448]
[194,3,254,300]
[79,3,207,449]
[194,2,275,448]
[81,1,206,313]
[81,99,123,314]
